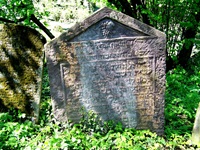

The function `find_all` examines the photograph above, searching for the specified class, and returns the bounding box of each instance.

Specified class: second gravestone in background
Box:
[45,7,166,135]
[0,24,46,122]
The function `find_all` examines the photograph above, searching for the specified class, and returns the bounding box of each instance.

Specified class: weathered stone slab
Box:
[0,23,46,122]
[45,7,166,134]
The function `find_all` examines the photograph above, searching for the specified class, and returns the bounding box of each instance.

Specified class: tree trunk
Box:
[177,2,200,68]
[177,27,197,68]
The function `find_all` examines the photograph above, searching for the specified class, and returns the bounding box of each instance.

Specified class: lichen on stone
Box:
[0,23,46,119]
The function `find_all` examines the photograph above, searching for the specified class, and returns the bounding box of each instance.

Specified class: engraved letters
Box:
[60,37,158,128]
[100,20,115,38]
[46,7,166,135]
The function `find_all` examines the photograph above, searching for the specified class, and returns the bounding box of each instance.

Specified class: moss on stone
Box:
[0,23,46,116]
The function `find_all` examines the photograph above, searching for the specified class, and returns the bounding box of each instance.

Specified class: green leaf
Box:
[180,21,193,28]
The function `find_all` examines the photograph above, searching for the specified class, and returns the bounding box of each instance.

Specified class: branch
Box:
[0,15,55,40]
[177,5,200,68]
[30,14,55,39]
[166,51,175,72]
[0,17,14,23]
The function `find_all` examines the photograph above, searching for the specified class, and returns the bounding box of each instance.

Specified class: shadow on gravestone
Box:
[45,7,166,135]
[0,23,46,122]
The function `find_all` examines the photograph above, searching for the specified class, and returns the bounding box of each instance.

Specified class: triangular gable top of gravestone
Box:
[57,7,165,42]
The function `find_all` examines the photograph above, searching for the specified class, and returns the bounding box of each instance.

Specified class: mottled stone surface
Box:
[45,7,166,134]
[0,23,46,122]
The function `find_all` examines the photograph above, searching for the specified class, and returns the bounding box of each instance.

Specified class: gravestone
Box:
[0,23,46,122]
[45,7,166,134]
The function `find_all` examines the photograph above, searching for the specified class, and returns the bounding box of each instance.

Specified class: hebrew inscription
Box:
[45,7,166,135]
[59,37,164,129]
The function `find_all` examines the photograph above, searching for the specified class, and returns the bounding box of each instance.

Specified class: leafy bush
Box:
[165,66,200,137]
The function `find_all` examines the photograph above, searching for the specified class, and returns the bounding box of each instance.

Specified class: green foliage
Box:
[88,0,117,11]
[0,106,197,149]
[165,66,200,137]
[39,66,52,126]
[0,110,39,149]
[0,0,37,27]
[34,0,91,30]
[0,0,34,19]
